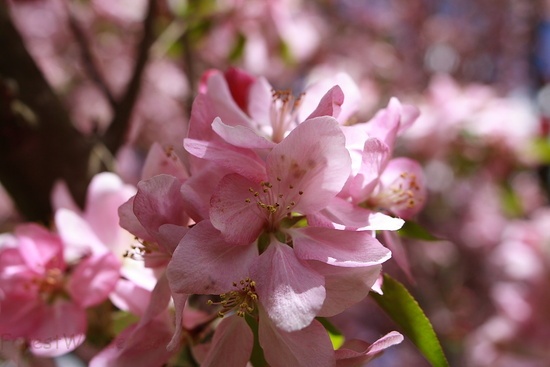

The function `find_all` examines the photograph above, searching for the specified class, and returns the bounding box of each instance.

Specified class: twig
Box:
[65,2,117,110]
[102,0,157,154]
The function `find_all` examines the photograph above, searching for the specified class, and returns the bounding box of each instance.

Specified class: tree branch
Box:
[66,3,117,110]
[102,0,157,154]
[0,3,95,222]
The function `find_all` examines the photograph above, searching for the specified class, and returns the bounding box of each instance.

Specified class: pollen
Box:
[27,267,65,300]
[123,238,159,261]
[371,172,423,211]
[245,181,304,228]
[164,145,178,161]
[207,278,258,318]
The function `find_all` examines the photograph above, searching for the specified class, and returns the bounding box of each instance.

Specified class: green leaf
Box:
[316,317,345,349]
[370,274,449,367]
[398,221,438,241]
[228,33,247,63]
[278,39,295,65]
[500,183,523,218]
[530,138,550,164]
[111,310,140,335]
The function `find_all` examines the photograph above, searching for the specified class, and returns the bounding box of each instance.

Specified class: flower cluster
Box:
[0,68,426,366]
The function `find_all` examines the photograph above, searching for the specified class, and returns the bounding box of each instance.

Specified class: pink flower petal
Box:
[308,261,382,317]
[398,102,420,132]
[156,223,189,256]
[251,241,325,332]
[382,230,414,283]
[305,85,344,120]
[109,279,152,316]
[167,293,188,352]
[312,197,403,231]
[212,117,275,149]
[259,307,335,367]
[50,180,79,213]
[201,316,253,367]
[167,221,258,295]
[28,301,86,357]
[138,273,172,326]
[90,319,174,367]
[210,173,267,245]
[335,331,404,367]
[247,77,275,128]
[365,331,404,356]
[364,98,401,151]
[118,197,153,242]
[15,224,64,272]
[292,227,391,267]
[180,162,229,221]
[133,175,189,235]
[68,252,120,308]
[141,142,189,181]
[83,173,136,247]
[349,138,390,203]
[299,72,361,124]
[224,67,256,112]
[55,209,105,258]
[187,93,219,141]
[184,138,267,182]
[360,212,405,231]
[0,292,42,338]
[205,71,254,129]
[377,157,427,219]
[267,116,351,214]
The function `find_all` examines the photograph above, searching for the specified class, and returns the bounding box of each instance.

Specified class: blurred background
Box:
[2,0,550,366]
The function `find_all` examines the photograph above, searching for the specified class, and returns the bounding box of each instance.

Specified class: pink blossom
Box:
[344,98,421,204]
[118,174,189,268]
[299,71,362,125]
[53,172,137,259]
[209,116,351,244]
[168,117,391,335]
[367,157,427,219]
[187,68,344,146]
[0,224,119,357]
[191,281,335,367]
[52,172,160,309]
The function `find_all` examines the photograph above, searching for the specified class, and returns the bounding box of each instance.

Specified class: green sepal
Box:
[316,317,345,350]
[245,315,268,367]
[398,221,439,241]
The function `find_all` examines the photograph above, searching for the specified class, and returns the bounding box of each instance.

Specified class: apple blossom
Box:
[0,224,119,357]
[168,117,391,339]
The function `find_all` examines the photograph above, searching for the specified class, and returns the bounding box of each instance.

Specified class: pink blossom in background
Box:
[0,224,119,357]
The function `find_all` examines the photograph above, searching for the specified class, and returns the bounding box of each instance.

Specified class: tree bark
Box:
[0,3,94,223]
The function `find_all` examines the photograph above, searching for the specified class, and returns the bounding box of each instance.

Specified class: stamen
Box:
[207,278,258,318]
[371,172,422,211]
[245,179,307,229]
[164,145,178,161]
[269,89,305,143]
[26,267,66,302]
[123,238,160,261]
